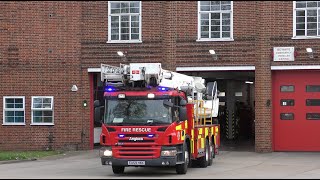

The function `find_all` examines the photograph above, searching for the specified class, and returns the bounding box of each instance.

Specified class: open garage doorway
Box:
[181,70,255,152]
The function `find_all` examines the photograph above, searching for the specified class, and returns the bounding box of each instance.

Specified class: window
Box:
[306,85,320,92]
[280,99,295,106]
[280,113,294,120]
[293,1,320,38]
[306,113,320,120]
[108,1,142,43]
[198,1,233,41]
[306,99,320,106]
[31,96,54,125]
[280,85,295,92]
[3,96,25,125]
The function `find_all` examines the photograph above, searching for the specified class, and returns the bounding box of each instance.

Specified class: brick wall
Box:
[1,1,320,152]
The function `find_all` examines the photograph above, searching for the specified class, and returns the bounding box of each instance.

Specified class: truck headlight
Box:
[99,147,112,157]
[161,150,177,156]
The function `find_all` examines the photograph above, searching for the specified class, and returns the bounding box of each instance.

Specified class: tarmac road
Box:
[2,149,320,179]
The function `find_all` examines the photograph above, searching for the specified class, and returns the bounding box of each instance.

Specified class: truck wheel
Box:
[208,142,214,166]
[198,140,209,168]
[112,166,125,174]
[176,143,189,174]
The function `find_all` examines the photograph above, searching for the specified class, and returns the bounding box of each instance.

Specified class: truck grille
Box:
[114,134,160,159]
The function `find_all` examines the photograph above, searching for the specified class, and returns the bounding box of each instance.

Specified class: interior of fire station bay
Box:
[91,70,256,151]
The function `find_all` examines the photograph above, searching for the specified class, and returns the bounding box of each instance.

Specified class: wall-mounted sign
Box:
[273,47,295,61]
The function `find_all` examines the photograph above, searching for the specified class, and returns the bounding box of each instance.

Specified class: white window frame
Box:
[31,96,54,126]
[197,1,234,42]
[3,96,25,125]
[107,1,142,43]
[292,1,320,39]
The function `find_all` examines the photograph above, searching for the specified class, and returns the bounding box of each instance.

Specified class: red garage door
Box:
[273,70,320,151]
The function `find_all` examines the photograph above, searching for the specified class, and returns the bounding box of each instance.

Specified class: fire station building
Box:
[1,1,320,152]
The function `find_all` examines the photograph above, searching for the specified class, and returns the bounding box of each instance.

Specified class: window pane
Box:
[33,111,43,116]
[131,28,139,33]
[307,30,317,36]
[43,117,53,123]
[306,99,320,106]
[15,99,23,103]
[296,23,305,29]
[201,20,209,25]
[111,28,119,34]
[307,10,317,16]
[131,34,139,40]
[222,19,230,25]
[111,35,119,40]
[43,111,53,116]
[5,111,14,116]
[201,14,209,20]
[307,1,317,7]
[121,16,129,22]
[130,1,140,8]
[222,26,230,31]
[43,103,51,108]
[211,13,220,19]
[222,32,230,38]
[131,15,139,21]
[33,103,42,108]
[200,1,210,5]
[201,31,209,38]
[296,2,306,8]
[130,8,139,13]
[307,17,317,22]
[121,22,129,28]
[201,5,210,11]
[211,1,220,5]
[280,85,294,92]
[5,117,14,123]
[121,34,129,40]
[15,103,23,108]
[121,2,129,13]
[15,117,24,123]
[280,99,295,106]
[307,23,317,29]
[15,111,24,116]
[211,32,220,38]
[131,22,139,27]
[6,103,14,108]
[296,17,305,23]
[306,113,320,120]
[43,98,51,104]
[121,28,129,33]
[280,113,294,120]
[211,20,220,25]
[211,5,220,11]
[221,1,231,5]
[296,10,305,16]
[111,8,120,14]
[222,13,230,19]
[201,26,209,31]
[33,117,42,123]
[221,5,231,10]
[5,99,14,103]
[296,30,305,35]
[211,26,220,31]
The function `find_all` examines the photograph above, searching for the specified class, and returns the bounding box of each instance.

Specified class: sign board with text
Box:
[273,47,295,61]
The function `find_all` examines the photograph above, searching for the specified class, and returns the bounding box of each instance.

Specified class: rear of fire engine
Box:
[97,63,220,174]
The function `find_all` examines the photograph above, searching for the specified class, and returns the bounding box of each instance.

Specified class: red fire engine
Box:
[96,63,220,174]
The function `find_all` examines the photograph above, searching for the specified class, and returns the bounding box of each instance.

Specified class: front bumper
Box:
[101,157,177,167]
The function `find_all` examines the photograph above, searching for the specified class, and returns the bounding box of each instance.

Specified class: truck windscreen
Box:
[104,99,173,125]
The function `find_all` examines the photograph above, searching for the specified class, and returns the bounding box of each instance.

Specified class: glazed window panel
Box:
[280,85,295,92]
[280,113,294,120]
[31,96,54,125]
[280,99,295,106]
[108,1,141,42]
[198,1,233,40]
[306,113,320,120]
[294,1,320,37]
[306,99,320,106]
[306,85,320,92]
[3,96,25,125]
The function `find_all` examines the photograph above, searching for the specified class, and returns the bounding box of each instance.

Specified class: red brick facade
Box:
[0,1,320,152]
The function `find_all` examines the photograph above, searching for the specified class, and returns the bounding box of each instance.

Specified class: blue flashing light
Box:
[105,86,116,92]
[158,87,169,91]
[147,134,155,138]
[118,134,125,138]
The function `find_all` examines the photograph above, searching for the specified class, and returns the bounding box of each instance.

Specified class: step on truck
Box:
[96,63,220,174]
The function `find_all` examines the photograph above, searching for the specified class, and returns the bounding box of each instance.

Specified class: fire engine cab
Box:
[96,63,220,174]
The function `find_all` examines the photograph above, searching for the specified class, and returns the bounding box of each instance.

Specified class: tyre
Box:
[198,140,209,168]
[208,141,215,166]
[112,166,125,174]
[176,143,190,174]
